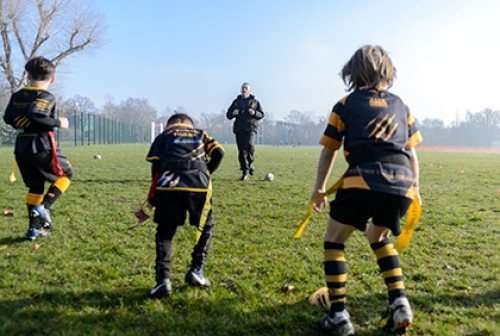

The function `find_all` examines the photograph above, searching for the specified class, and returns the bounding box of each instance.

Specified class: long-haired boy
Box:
[310,45,422,335]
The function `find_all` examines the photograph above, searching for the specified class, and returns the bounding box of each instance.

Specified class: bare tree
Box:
[0,0,106,92]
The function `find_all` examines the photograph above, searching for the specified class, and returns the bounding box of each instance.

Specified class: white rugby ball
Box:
[265,173,274,181]
[94,154,102,160]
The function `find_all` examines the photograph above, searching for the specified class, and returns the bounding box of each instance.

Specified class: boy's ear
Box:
[50,75,56,83]
[27,73,32,80]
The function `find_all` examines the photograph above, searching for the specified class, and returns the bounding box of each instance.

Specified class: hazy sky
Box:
[59,0,500,125]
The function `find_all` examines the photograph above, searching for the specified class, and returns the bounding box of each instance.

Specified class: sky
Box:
[58,0,500,125]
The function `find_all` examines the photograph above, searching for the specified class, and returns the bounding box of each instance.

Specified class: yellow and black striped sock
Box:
[371,238,405,303]
[42,176,70,209]
[324,242,347,314]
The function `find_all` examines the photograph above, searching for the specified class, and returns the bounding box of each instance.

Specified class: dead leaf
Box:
[281,285,295,293]
[0,245,7,250]
[220,279,234,288]
[3,210,14,216]
[35,244,40,250]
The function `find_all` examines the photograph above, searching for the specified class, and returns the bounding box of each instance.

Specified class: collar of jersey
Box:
[24,86,47,91]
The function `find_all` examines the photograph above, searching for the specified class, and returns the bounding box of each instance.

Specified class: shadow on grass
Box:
[0,236,27,246]
[0,286,498,336]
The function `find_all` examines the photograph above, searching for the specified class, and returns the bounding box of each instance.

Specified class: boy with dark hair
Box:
[309,45,422,335]
[145,113,224,298]
[3,56,72,240]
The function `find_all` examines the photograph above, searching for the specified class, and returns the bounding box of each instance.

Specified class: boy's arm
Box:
[409,147,421,203]
[26,92,61,130]
[206,148,224,174]
[310,146,338,212]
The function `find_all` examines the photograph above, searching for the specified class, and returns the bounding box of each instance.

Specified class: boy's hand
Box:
[233,109,239,116]
[248,108,255,116]
[310,190,327,213]
[58,117,69,129]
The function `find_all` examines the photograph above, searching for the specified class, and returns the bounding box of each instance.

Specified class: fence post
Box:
[74,109,77,147]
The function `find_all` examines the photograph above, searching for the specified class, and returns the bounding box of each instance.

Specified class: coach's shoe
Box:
[240,173,249,181]
[148,278,172,299]
[319,310,355,336]
[382,297,413,334]
[249,164,255,176]
[185,267,211,287]
[25,227,50,241]
[31,204,53,230]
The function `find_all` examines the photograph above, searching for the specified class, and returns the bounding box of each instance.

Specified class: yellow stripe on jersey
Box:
[328,112,345,132]
[406,131,423,149]
[342,176,369,190]
[319,136,342,151]
[384,123,399,141]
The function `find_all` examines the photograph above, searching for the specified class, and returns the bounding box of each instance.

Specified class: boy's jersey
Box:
[3,86,61,157]
[319,88,423,199]
[146,123,224,192]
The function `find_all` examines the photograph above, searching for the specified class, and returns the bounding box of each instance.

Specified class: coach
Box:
[226,82,264,181]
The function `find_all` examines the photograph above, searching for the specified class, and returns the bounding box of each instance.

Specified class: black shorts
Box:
[329,189,412,236]
[17,150,73,188]
[153,190,212,228]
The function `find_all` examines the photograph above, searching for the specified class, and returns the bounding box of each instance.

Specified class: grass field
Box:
[0,144,499,335]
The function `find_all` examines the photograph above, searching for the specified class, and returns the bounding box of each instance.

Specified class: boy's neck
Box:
[27,80,51,90]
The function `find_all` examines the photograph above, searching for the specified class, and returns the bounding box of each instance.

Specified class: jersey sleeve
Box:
[26,91,60,129]
[405,106,423,149]
[204,131,225,174]
[319,99,347,150]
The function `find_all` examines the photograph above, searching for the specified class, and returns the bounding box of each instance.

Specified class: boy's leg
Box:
[319,218,356,335]
[368,194,413,333]
[185,193,214,287]
[42,152,73,212]
[190,211,214,271]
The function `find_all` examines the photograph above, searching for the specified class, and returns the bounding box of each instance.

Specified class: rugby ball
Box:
[94,154,102,160]
[265,173,274,181]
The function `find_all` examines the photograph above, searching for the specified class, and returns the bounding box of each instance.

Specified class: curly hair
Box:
[341,45,396,91]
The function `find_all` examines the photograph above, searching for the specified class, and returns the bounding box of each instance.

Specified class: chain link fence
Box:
[1,110,152,147]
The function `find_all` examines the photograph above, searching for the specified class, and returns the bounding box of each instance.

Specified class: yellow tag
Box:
[9,162,18,183]
[394,196,422,252]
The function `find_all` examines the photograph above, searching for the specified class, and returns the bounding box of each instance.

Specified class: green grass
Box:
[0,144,499,335]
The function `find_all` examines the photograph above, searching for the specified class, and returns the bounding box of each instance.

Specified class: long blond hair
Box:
[341,45,396,91]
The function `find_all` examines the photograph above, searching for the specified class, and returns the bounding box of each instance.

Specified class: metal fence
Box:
[1,110,152,147]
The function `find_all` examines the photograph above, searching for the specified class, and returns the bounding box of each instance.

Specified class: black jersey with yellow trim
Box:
[319,88,423,198]
[146,123,224,192]
[3,86,61,157]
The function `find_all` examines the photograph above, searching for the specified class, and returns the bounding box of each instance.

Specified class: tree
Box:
[118,97,157,127]
[0,0,106,93]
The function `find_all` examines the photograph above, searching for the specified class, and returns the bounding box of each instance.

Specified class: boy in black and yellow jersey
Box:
[145,113,224,298]
[3,56,72,241]
[309,46,422,335]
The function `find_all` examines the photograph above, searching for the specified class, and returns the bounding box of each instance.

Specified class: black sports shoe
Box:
[249,164,255,176]
[148,279,172,298]
[185,268,211,287]
[240,173,249,181]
